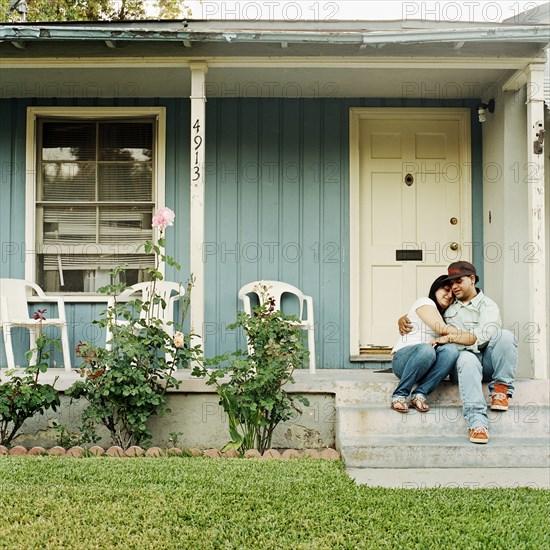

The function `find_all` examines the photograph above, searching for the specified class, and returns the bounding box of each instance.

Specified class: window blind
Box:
[37,119,156,292]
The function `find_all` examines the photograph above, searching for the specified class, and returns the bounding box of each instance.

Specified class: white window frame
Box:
[25,106,166,301]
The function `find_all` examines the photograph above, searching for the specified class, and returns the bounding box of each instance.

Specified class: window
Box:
[27,108,166,294]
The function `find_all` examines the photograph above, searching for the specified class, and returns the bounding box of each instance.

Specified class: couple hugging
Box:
[390,261,517,444]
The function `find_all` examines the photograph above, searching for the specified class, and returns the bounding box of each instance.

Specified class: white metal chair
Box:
[105,281,185,357]
[238,280,316,373]
[0,279,72,371]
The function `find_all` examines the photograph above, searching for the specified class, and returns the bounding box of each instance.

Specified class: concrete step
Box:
[340,436,550,468]
[337,403,550,439]
[335,378,550,468]
[289,371,550,469]
[334,378,550,406]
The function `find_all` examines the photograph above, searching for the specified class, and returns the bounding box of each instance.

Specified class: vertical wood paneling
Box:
[469,108,484,275]
[239,99,261,291]
[217,99,240,351]
[67,302,108,366]
[204,98,351,367]
[280,99,302,285]
[259,100,281,278]
[0,99,28,279]
[203,99,219,351]
[320,100,345,367]
[204,99,241,354]
[302,100,323,361]
[163,98,191,284]
[0,99,14,278]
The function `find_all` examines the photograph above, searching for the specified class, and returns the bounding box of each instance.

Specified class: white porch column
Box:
[189,62,208,348]
[525,63,548,379]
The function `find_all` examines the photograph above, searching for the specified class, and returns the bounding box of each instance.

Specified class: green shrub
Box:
[52,419,100,448]
[0,310,60,445]
[193,282,310,454]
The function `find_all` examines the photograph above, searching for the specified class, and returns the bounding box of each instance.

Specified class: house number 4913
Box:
[193,118,203,182]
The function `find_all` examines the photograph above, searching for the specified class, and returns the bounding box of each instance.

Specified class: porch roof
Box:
[1,14,548,53]
[0,15,548,99]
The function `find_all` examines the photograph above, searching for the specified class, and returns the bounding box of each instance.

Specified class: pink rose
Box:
[152,207,176,229]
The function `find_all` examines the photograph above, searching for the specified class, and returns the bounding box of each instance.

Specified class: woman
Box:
[390,275,476,413]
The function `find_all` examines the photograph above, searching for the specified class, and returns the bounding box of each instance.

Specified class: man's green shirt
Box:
[444,290,502,353]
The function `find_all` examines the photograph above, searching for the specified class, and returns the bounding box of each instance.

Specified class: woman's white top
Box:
[391,297,440,354]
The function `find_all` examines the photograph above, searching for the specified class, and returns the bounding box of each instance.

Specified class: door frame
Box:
[349,107,472,357]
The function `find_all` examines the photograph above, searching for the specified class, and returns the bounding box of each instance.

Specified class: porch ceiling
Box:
[0,64,522,99]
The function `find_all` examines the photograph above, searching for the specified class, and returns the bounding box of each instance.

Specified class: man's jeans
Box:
[449,329,517,429]
[391,343,459,400]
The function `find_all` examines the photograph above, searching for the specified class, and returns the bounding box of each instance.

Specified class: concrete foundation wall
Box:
[11,392,336,451]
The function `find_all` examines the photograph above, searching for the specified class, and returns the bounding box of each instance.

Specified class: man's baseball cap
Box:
[447,260,479,283]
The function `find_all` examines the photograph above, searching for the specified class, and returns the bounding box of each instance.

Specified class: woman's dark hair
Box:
[428,275,452,314]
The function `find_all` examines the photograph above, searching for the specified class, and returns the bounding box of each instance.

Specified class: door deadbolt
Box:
[404,173,414,186]
[450,242,459,251]
[450,217,458,225]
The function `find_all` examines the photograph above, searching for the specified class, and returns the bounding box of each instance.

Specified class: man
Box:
[399,261,518,444]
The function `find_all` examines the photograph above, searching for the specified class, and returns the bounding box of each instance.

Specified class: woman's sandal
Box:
[410,395,430,412]
[390,397,409,413]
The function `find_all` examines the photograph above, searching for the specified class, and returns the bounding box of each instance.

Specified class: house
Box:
[0,9,548,384]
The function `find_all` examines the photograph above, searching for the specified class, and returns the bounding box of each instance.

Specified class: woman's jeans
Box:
[449,329,517,429]
[391,343,459,400]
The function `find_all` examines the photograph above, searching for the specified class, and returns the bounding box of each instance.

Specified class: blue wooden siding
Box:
[0,97,482,369]
[203,99,350,367]
[0,99,27,280]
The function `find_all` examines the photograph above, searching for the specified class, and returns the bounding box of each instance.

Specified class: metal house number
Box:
[192,118,203,182]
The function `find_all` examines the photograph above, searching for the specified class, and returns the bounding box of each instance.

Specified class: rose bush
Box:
[0,310,60,445]
[66,208,200,449]
[193,283,310,455]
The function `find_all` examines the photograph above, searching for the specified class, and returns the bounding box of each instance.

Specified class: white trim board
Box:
[4,56,545,70]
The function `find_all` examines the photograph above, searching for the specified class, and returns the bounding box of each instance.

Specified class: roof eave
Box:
[0,25,548,46]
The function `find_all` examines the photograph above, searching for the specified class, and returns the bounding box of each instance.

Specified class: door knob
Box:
[450,242,459,251]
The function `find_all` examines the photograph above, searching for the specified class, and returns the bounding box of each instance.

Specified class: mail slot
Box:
[396,250,423,261]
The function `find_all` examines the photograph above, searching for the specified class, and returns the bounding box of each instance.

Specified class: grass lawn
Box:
[0,457,548,549]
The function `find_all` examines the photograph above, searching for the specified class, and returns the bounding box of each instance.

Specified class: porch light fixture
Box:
[477,99,495,123]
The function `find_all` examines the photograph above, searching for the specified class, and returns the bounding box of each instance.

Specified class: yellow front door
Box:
[350,108,472,351]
